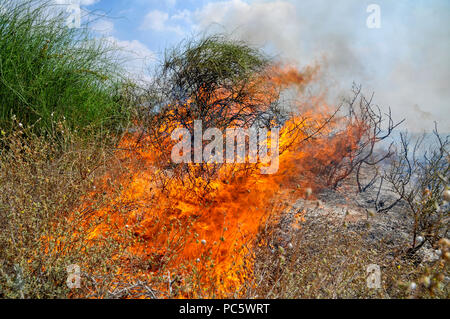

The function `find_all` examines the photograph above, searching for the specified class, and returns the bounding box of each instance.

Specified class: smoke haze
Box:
[191,0,450,132]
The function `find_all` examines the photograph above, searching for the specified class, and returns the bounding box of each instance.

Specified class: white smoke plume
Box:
[190,0,450,132]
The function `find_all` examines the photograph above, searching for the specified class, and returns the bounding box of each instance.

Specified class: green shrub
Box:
[0,0,131,139]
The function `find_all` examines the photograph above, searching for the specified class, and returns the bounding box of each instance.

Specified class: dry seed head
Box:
[305,187,312,198]
[443,189,450,202]
[422,276,431,288]
[438,238,450,248]
[444,252,450,261]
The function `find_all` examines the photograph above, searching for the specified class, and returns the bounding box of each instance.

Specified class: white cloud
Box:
[166,0,176,8]
[171,9,192,22]
[140,9,186,35]
[142,10,169,31]
[91,19,114,35]
[104,37,156,83]
[80,0,99,5]
[54,0,100,6]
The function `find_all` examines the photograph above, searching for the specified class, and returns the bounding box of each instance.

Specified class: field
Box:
[0,0,448,299]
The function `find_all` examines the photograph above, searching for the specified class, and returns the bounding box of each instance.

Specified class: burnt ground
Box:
[276,166,442,266]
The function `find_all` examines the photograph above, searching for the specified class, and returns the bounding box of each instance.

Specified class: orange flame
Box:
[71,65,363,298]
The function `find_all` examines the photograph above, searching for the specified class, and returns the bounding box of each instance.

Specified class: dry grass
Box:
[0,121,134,298]
[244,204,449,299]
[0,3,447,297]
[1,122,448,298]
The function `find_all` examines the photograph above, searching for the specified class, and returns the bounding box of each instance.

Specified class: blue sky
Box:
[64,0,449,132]
[79,0,221,55]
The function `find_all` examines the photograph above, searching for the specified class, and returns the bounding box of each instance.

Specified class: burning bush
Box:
[2,7,445,297]
[65,35,385,298]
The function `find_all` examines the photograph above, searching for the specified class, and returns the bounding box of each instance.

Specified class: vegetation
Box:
[385,126,449,254]
[0,124,133,298]
[144,35,278,178]
[0,0,134,298]
[0,0,448,299]
[0,0,131,140]
[247,209,449,299]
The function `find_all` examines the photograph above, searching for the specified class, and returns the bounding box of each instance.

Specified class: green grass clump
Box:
[162,34,269,87]
[0,0,131,139]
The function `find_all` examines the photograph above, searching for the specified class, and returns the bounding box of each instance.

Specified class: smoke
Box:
[191,0,450,132]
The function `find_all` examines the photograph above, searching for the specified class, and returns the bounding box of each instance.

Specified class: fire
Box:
[71,64,363,298]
